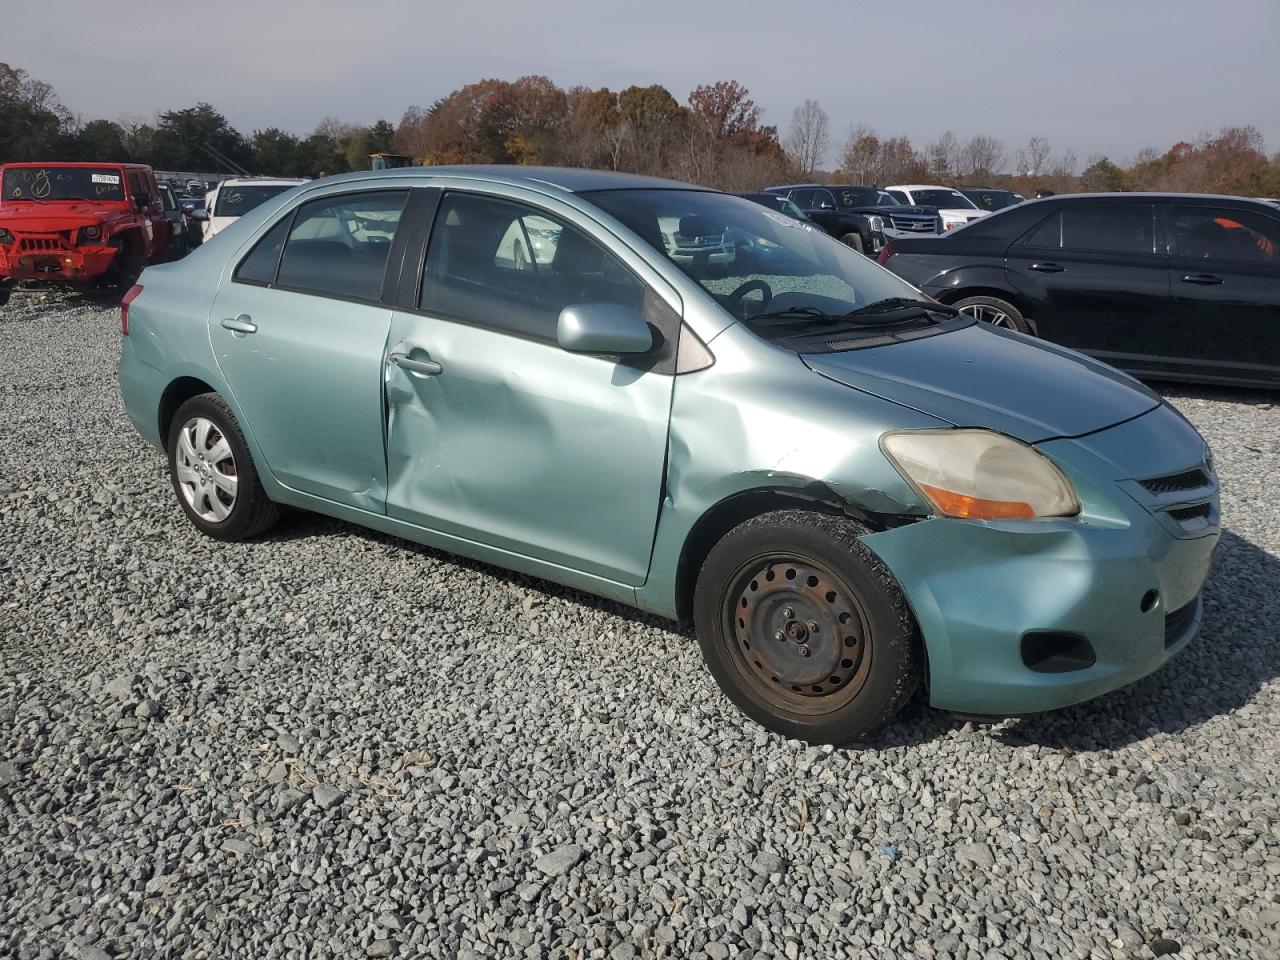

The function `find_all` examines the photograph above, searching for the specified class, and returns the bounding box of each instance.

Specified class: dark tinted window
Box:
[274,191,407,301]
[912,189,976,209]
[1017,211,1061,247]
[791,189,816,208]
[1061,205,1154,254]
[214,183,296,218]
[813,189,836,208]
[1168,206,1280,263]
[420,192,647,341]
[233,215,293,285]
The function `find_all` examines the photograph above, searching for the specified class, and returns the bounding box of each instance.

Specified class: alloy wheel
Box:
[959,303,1017,329]
[174,417,238,522]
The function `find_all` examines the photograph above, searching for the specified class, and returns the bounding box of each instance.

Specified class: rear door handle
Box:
[1181,274,1223,285]
[220,314,257,334]
[1029,262,1065,273]
[388,352,443,377]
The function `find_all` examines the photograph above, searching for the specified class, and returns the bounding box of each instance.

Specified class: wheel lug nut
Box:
[798,645,811,657]
[782,607,794,619]
[807,621,819,632]
[774,631,785,642]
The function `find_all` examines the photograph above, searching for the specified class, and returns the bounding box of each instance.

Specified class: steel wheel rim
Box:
[723,555,873,715]
[959,303,1016,329]
[175,417,238,522]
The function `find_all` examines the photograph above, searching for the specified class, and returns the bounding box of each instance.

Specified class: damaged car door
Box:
[383,189,679,585]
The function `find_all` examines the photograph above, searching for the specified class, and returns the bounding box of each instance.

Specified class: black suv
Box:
[764,184,940,254]
[959,187,1024,212]
[879,192,1280,388]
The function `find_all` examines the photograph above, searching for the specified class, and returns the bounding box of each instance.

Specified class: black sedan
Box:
[879,192,1280,388]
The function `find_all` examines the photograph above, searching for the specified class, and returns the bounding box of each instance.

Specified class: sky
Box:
[6,0,1279,168]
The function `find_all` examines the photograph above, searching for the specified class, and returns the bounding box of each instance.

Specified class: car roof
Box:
[1016,192,1279,207]
[888,184,958,192]
[214,177,309,188]
[315,165,703,195]
[0,161,152,170]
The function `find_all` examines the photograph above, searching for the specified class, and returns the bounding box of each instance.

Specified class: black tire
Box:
[693,509,923,743]
[167,393,278,541]
[0,287,9,308]
[953,295,1031,334]
[839,232,866,254]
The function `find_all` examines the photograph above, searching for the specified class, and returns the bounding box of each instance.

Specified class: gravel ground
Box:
[2,293,1278,960]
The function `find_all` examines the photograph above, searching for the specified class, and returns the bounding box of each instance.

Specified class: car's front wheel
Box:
[954,295,1031,333]
[167,393,278,541]
[693,510,922,743]
[839,231,866,254]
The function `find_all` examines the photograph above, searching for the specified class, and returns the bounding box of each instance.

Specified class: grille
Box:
[889,215,938,233]
[1140,468,1209,495]
[18,235,71,252]
[1164,595,1200,648]
[1168,503,1212,522]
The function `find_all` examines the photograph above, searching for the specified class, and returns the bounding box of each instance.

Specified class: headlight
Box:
[0,228,13,245]
[78,225,102,244]
[868,215,885,232]
[881,429,1080,520]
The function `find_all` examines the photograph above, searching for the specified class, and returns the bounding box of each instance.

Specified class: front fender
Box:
[636,323,942,618]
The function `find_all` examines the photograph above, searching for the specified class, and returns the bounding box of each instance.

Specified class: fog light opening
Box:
[1020,632,1097,674]
[1140,589,1160,614]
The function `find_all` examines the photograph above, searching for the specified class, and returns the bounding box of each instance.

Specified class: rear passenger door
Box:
[1006,203,1168,364]
[383,189,679,586]
[209,188,409,511]
[1164,203,1280,382]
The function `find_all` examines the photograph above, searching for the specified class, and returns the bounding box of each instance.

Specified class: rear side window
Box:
[234,215,293,285]
[420,192,647,341]
[1017,211,1061,247]
[1167,206,1280,263]
[1061,205,1154,254]
[275,191,408,301]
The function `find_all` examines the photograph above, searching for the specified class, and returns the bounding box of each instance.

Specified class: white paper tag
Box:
[91,174,120,185]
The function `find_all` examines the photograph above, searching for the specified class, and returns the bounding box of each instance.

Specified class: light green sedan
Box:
[119,166,1219,743]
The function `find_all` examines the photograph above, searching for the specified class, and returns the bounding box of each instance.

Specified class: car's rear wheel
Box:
[840,232,866,254]
[693,510,922,743]
[954,295,1031,333]
[167,393,278,541]
[0,286,9,308]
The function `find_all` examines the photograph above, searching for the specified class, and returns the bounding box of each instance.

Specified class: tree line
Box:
[4,62,1279,198]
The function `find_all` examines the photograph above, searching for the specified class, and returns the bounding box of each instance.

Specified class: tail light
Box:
[120,284,143,335]
[877,242,894,266]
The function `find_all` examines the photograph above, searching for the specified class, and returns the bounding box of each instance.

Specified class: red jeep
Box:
[0,162,172,306]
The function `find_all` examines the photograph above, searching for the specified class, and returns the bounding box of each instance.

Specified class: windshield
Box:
[911,189,977,210]
[2,166,126,202]
[961,189,1020,211]
[582,189,925,326]
[213,183,294,218]
[835,187,900,208]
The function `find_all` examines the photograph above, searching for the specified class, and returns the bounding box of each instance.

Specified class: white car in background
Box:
[203,178,307,239]
[885,184,989,231]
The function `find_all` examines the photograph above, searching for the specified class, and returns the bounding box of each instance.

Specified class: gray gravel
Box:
[2,293,1278,959]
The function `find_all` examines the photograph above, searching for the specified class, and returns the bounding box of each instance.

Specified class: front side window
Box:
[583,188,925,331]
[1168,206,1279,263]
[1061,205,1154,254]
[887,190,910,204]
[274,190,408,301]
[790,189,817,208]
[1,166,126,202]
[421,192,648,341]
[214,183,295,218]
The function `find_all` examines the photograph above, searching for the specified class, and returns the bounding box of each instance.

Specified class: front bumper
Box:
[0,244,119,283]
[860,404,1219,715]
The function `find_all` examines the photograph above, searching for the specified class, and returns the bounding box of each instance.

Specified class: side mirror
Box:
[557,303,652,355]
[817,201,835,210]
[189,208,209,221]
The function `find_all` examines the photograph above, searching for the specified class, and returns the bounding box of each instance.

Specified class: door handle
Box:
[1181,274,1223,285]
[220,314,257,334]
[387,352,443,377]
[1029,262,1065,273]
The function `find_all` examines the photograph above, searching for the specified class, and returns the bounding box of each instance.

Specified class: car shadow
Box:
[260,513,1277,752]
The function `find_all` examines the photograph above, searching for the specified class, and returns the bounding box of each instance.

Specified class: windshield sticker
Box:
[91,173,120,185]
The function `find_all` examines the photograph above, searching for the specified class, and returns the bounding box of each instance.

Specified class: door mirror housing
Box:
[557,303,652,355]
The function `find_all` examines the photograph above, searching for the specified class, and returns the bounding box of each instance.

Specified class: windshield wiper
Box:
[748,306,836,325]
[840,297,959,325]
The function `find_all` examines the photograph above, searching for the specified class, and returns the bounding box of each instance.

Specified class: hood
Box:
[0,201,127,230]
[802,323,1160,443]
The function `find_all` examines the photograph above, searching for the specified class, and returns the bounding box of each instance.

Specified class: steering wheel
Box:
[724,279,773,313]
